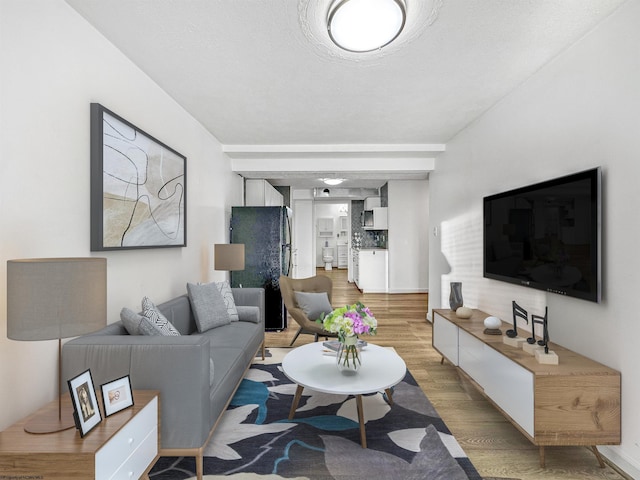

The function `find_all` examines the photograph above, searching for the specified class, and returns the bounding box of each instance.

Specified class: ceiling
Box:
[65,0,625,189]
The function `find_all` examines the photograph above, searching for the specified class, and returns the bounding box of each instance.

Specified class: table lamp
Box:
[6,257,107,433]
[214,244,245,272]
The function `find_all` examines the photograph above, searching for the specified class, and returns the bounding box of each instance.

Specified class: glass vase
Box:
[336,335,362,375]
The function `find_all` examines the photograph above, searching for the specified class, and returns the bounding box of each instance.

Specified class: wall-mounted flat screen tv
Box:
[483,167,601,302]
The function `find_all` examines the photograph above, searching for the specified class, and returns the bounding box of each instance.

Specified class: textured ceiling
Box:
[64,0,625,188]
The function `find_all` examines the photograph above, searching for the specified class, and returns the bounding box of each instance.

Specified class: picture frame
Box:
[100,375,134,417]
[90,103,187,251]
[67,369,102,437]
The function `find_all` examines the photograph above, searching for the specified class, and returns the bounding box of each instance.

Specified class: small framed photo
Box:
[67,369,102,437]
[101,375,134,417]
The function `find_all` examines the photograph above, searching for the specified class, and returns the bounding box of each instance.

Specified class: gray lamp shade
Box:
[6,258,107,341]
[214,244,245,271]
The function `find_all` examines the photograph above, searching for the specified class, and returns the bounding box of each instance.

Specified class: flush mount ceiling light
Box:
[327,0,406,53]
[322,178,346,186]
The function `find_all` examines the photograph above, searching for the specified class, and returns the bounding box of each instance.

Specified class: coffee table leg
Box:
[384,388,394,405]
[356,394,367,448]
[289,385,304,420]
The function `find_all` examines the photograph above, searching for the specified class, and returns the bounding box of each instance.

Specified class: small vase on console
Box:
[449,282,463,311]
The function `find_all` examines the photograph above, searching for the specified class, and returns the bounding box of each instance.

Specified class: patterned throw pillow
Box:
[140,297,181,336]
[215,281,239,322]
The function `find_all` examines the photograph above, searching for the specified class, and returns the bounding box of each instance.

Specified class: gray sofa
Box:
[62,287,265,479]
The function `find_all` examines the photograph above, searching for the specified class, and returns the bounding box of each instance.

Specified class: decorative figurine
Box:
[532,307,549,353]
[508,301,528,338]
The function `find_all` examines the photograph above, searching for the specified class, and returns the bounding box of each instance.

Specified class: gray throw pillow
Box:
[187,282,231,332]
[120,307,145,335]
[141,297,181,336]
[215,281,239,322]
[294,291,333,320]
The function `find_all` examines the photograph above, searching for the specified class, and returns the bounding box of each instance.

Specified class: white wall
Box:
[291,191,315,278]
[388,180,429,293]
[428,0,640,474]
[0,0,241,431]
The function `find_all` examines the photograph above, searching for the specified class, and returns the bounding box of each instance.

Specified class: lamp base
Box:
[24,404,76,434]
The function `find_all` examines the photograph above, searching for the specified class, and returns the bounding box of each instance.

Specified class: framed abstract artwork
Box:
[90,103,186,250]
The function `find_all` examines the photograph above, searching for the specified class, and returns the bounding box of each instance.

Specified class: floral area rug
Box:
[150,348,482,480]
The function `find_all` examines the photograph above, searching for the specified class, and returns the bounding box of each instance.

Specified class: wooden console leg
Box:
[539,446,545,468]
[591,446,606,468]
[440,356,445,365]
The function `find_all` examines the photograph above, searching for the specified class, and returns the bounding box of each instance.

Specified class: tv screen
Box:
[483,168,601,302]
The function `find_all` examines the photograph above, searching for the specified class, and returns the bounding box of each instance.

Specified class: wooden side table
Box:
[0,390,160,479]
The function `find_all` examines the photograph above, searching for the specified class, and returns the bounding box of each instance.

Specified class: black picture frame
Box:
[90,103,187,251]
[100,375,134,417]
[67,369,102,437]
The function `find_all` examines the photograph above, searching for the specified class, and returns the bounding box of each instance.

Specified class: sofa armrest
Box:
[232,287,265,326]
[62,334,211,450]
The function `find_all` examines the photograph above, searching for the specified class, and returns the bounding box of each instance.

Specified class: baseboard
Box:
[599,446,640,479]
[387,288,429,294]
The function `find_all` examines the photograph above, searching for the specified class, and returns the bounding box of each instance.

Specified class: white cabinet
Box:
[364,197,381,209]
[433,314,458,366]
[432,309,620,465]
[245,179,283,206]
[357,249,388,292]
[337,245,348,269]
[339,215,348,233]
[318,217,333,236]
[363,207,388,230]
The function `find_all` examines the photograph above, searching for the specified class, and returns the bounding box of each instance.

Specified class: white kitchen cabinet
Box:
[245,179,283,206]
[362,207,388,230]
[357,249,388,292]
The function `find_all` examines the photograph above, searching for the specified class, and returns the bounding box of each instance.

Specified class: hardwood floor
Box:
[265,268,629,480]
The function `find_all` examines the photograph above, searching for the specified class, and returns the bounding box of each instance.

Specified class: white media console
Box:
[432,308,621,467]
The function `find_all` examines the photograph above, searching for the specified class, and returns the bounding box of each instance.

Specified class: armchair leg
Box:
[289,327,304,346]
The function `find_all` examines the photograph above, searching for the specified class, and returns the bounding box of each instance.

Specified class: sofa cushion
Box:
[187,282,231,332]
[141,297,180,336]
[294,291,333,320]
[215,281,239,322]
[236,305,260,324]
[120,307,145,335]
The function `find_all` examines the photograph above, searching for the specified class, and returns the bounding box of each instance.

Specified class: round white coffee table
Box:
[281,341,406,448]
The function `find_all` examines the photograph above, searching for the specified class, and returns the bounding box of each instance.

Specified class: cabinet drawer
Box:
[109,426,158,480]
[96,396,158,480]
[433,314,458,366]
[483,348,534,437]
[458,329,486,388]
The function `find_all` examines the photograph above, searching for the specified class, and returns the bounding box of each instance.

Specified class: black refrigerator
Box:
[230,206,292,331]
